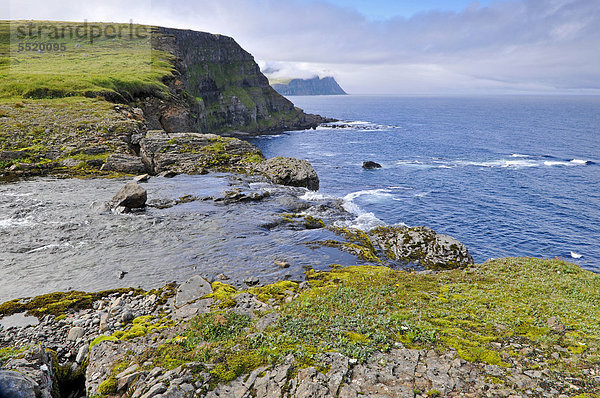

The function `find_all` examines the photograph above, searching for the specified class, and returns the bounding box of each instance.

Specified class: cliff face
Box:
[272,76,347,96]
[146,28,326,135]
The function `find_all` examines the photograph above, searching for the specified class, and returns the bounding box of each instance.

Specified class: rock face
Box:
[369,226,474,269]
[101,154,148,174]
[139,130,263,175]
[362,161,382,169]
[150,27,330,135]
[257,157,320,191]
[110,182,147,210]
[271,76,347,96]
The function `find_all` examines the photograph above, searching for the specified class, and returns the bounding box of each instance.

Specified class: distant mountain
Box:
[271,76,347,96]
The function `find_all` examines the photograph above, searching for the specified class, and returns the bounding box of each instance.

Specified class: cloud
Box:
[7,0,600,94]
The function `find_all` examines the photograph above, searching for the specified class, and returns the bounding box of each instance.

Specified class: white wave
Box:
[299,191,338,201]
[0,217,35,229]
[343,189,394,203]
[570,159,589,165]
[414,192,430,198]
[543,161,572,167]
[510,154,530,158]
[570,251,583,259]
[26,242,73,253]
[334,212,387,231]
[387,186,413,190]
[438,165,453,169]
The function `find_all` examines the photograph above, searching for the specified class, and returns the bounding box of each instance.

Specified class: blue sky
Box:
[306,0,496,19]
[7,0,600,94]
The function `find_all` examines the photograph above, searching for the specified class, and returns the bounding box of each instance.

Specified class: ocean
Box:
[250,95,600,271]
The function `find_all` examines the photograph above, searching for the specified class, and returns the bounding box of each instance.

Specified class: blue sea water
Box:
[250,95,600,271]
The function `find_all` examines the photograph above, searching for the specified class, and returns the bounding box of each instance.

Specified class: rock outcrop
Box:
[369,226,474,269]
[139,131,263,175]
[362,161,382,169]
[256,157,320,191]
[0,346,55,398]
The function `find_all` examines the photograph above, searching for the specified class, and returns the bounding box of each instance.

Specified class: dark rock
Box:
[257,157,319,191]
[101,153,148,174]
[0,151,25,161]
[368,226,474,269]
[362,161,382,169]
[243,276,260,286]
[274,260,290,269]
[59,158,85,168]
[110,182,147,209]
[0,371,39,398]
[158,171,178,178]
[133,174,150,182]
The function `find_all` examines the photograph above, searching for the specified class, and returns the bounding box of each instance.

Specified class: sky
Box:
[4,0,600,94]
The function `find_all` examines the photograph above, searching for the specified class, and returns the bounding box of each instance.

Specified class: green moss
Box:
[97,378,117,394]
[0,288,143,318]
[248,280,299,303]
[207,282,238,308]
[0,346,28,365]
[426,390,441,397]
[89,335,119,348]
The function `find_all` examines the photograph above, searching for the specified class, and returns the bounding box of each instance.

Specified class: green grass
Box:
[0,20,174,101]
[147,257,600,388]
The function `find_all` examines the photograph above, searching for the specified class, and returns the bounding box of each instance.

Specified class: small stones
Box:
[121,310,135,324]
[217,273,230,280]
[244,276,259,286]
[547,316,566,333]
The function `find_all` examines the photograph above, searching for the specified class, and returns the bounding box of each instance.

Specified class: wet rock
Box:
[217,273,230,280]
[274,260,290,268]
[362,161,382,169]
[368,226,474,269]
[133,174,150,182]
[243,276,260,286]
[101,153,148,174]
[256,157,320,191]
[110,181,147,210]
[158,171,178,178]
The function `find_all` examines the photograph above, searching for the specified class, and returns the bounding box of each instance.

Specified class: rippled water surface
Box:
[0,174,358,302]
[250,95,600,270]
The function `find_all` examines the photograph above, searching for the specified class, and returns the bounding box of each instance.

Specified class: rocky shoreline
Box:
[2,257,599,397]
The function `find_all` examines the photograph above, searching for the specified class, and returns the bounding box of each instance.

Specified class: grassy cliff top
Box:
[0,20,173,101]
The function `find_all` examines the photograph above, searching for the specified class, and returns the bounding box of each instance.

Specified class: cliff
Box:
[271,76,347,96]
[0,21,330,178]
[147,27,328,134]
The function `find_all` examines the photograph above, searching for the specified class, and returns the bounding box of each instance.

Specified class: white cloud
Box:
[6,0,600,94]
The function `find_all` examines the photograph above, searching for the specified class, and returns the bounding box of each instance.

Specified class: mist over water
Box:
[250,95,600,270]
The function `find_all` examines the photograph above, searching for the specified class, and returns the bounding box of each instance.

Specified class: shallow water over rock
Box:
[0,174,359,302]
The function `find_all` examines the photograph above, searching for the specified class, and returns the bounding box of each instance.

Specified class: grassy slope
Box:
[0,21,173,100]
[129,257,599,391]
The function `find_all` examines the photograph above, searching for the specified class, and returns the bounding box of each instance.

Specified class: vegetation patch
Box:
[0,288,144,318]
[150,257,600,388]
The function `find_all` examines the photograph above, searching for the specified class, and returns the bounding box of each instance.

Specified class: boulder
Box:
[175,275,213,308]
[110,182,147,209]
[257,157,320,191]
[101,153,148,174]
[1,346,55,398]
[368,226,474,269]
[0,371,39,398]
[362,161,382,169]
